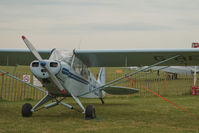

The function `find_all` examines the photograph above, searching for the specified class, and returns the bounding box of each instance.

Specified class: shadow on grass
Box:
[86,102,137,107]
[21,98,35,102]
[28,103,136,120]
[0,97,3,102]
[32,109,83,119]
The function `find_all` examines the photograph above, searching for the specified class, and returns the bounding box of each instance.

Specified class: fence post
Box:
[10,73,14,101]
[17,73,21,101]
[14,72,17,101]
[4,74,8,99]
[23,73,26,99]
[164,73,167,95]
[0,75,3,99]
[7,75,11,101]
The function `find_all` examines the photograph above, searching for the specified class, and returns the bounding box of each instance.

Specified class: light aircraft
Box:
[1,36,199,119]
[152,66,199,75]
[129,65,199,80]
[141,66,199,79]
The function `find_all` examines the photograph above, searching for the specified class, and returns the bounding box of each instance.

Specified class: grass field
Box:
[0,95,199,133]
[0,66,199,132]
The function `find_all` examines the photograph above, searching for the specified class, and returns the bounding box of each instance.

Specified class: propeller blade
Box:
[22,35,66,94]
[45,65,66,93]
[22,35,43,61]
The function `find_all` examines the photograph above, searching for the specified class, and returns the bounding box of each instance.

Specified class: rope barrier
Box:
[125,76,134,88]
[142,85,198,118]
[0,72,8,76]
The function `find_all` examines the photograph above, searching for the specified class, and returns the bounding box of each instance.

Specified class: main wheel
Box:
[22,103,32,117]
[85,105,96,120]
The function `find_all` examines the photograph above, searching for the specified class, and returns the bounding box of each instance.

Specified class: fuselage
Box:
[30,59,105,98]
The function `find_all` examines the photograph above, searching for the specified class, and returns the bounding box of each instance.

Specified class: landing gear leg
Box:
[99,98,105,104]
[21,94,53,117]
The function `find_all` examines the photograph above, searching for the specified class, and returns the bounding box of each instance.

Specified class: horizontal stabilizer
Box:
[104,86,139,95]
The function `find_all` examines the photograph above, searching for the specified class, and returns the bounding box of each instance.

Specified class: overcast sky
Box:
[0,0,199,50]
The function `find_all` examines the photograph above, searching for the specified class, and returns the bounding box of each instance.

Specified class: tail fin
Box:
[97,67,105,85]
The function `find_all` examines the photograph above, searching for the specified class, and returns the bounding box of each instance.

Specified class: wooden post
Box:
[0,75,4,99]
[164,73,167,95]
[17,73,21,101]
[4,74,8,100]
[7,75,11,101]
[14,73,17,101]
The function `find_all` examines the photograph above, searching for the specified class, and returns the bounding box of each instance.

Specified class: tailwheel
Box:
[22,103,33,117]
[85,105,96,120]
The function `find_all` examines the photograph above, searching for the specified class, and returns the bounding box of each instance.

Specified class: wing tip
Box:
[22,35,26,40]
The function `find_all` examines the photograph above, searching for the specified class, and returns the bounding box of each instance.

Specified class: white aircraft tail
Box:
[97,67,105,85]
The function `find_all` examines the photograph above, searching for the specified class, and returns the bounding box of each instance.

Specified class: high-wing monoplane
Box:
[139,66,199,79]
[1,36,199,119]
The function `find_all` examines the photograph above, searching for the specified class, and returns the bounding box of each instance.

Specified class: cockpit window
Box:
[50,62,58,67]
[72,57,89,79]
[32,62,39,67]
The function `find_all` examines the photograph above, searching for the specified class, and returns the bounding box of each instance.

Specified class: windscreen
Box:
[49,49,73,65]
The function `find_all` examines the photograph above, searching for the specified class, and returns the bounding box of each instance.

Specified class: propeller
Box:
[22,35,66,94]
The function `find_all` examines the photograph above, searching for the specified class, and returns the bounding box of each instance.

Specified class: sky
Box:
[0,0,199,50]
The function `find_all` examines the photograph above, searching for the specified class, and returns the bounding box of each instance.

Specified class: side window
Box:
[72,57,89,80]
[81,64,89,79]
[72,58,81,75]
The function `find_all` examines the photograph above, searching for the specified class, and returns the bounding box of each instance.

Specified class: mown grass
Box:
[0,95,199,133]
[0,66,199,132]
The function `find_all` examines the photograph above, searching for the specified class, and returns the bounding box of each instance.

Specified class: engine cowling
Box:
[30,60,61,79]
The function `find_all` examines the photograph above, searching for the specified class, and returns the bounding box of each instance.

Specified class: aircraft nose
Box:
[30,60,61,79]
[40,61,46,67]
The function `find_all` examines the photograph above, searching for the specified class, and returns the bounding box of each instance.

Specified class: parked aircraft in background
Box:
[150,66,199,79]
[130,66,199,79]
[1,36,199,119]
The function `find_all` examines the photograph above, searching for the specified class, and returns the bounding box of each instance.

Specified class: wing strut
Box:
[0,69,47,93]
[111,61,183,87]
[79,55,180,97]
[71,94,85,113]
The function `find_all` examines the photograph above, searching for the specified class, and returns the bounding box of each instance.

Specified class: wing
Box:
[2,48,199,67]
[75,49,199,67]
[0,49,51,66]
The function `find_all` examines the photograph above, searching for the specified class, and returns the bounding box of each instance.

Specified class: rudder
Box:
[97,67,105,85]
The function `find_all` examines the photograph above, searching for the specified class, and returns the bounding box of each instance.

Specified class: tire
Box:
[22,103,32,117]
[85,105,96,120]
